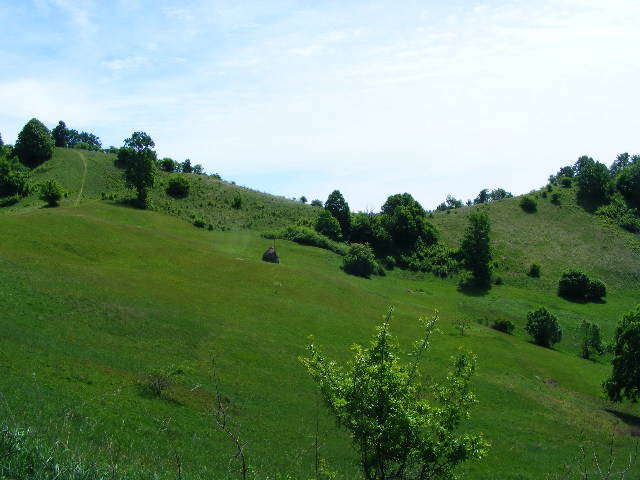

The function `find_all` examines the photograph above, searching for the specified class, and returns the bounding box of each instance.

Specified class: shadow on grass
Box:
[457,283,491,297]
[557,293,607,305]
[606,409,640,437]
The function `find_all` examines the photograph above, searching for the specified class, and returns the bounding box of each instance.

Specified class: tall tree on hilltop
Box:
[460,211,492,287]
[51,121,69,147]
[119,131,157,208]
[325,189,351,238]
[14,118,54,168]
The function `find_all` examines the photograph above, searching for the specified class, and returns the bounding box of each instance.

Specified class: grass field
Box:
[1,149,639,478]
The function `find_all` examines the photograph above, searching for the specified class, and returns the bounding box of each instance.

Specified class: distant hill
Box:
[0,149,639,479]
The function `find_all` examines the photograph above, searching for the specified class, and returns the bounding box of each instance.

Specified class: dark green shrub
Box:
[519,196,537,213]
[526,307,562,348]
[231,193,242,209]
[596,194,640,233]
[0,194,19,207]
[13,118,54,168]
[263,226,347,255]
[586,278,606,301]
[315,209,342,241]
[166,175,190,198]
[616,162,640,208]
[560,177,572,188]
[604,305,640,402]
[492,319,514,334]
[541,191,547,199]
[39,179,63,207]
[0,158,30,197]
[494,276,504,285]
[528,263,541,277]
[578,320,604,359]
[342,243,378,278]
[551,192,561,205]
[546,184,553,192]
[460,211,491,286]
[558,270,590,299]
[193,217,206,228]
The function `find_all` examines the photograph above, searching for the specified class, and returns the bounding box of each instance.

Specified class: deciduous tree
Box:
[604,305,640,402]
[14,118,54,168]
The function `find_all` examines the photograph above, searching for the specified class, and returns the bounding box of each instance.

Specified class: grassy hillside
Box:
[1,153,640,479]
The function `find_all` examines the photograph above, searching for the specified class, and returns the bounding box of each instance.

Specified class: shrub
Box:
[528,263,541,277]
[541,191,547,199]
[315,209,342,241]
[140,365,185,398]
[494,276,504,285]
[263,226,347,255]
[231,193,242,209]
[193,217,206,228]
[551,192,561,205]
[526,307,562,348]
[492,319,515,334]
[460,211,491,286]
[13,118,54,168]
[604,305,640,402]
[558,270,606,301]
[560,177,572,188]
[546,184,553,192]
[519,196,537,213]
[166,175,190,198]
[586,278,606,301]
[616,162,640,208]
[39,179,63,207]
[0,158,30,198]
[578,320,604,359]
[342,243,378,278]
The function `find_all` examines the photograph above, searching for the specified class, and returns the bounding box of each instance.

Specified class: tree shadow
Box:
[457,283,490,297]
[606,409,640,436]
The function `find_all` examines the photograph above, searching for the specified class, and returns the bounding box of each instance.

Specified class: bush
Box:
[139,365,185,398]
[526,307,562,348]
[231,193,242,209]
[519,196,537,213]
[13,118,54,168]
[528,263,541,277]
[560,177,572,187]
[166,175,190,198]
[193,217,206,228]
[551,192,561,205]
[494,276,504,285]
[263,226,347,255]
[315,209,342,241]
[39,179,63,207]
[578,320,604,359]
[558,270,606,301]
[342,243,378,278]
[0,158,30,198]
[492,319,515,334]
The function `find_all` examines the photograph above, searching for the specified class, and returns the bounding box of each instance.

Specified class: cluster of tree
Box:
[52,121,102,151]
[157,157,205,175]
[550,154,640,231]
[557,270,606,302]
[435,188,513,211]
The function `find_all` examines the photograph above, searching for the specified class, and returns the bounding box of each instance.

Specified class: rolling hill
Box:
[1,148,639,479]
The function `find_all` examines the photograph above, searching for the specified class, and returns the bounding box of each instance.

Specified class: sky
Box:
[1,0,639,211]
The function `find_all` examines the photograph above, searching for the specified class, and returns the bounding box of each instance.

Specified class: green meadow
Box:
[1,148,639,478]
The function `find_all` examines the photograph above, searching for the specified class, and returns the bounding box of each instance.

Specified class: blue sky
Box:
[1,0,639,210]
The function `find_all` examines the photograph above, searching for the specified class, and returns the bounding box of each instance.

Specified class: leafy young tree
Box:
[310,199,323,207]
[575,157,610,204]
[180,159,193,173]
[489,188,513,201]
[381,193,438,249]
[192,164,204,175]
[315,209,342,241]
[51,121,69,147]
[610,152,631,178]
[158,157,178,172]
[604,305,640,402]
[460,211,492,287]
[473,188,490,205]
[577,320,604,360]
[299,195,307,204]
[325,190,351,238]
[342,243,378,278]
[525,307,562,348]
[616,161,640,208]
[39,179,63,207]
[14,118,54,168]
[120,132,157,208]
[301,309,489,480]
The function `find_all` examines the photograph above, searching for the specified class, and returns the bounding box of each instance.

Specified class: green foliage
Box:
[299,195,307,204]
[39,179,64,207]
[139,364,185,398]
[575,157,610,204]
[560,177,572,188]
[604,305,640,402]
[519,196,537,213]
[231,192,243,209]
[558,270,606,301]
[263,225,347,255]
[67,129,102,150]
[435,194,463,211]
[460,211,492,287]
[528,263,541,277]
[310,199,323,207]
[73,141,99,151]
[301,309,488,480]
[14,118,54,168]
[616,161,640,209]
[474,188,490,204]
[609,152,634,177]
[492,319,515,334]
[121,132,157,208]
[315,209,342,241]
[577,320,603,360]
[397,241,460,277]
[324,190,351,238]
[596,194,640,233]
[51,120,69,147]
[165,175,190,198]
[193,217,206,228]
[381,193,438,249]
[342,243,378,278]
[158,157,178,172]
[180,159,193,173]
[526,307,562,348]
[350,212,392,254]
[0,157,30,198]
[551,192,561,205]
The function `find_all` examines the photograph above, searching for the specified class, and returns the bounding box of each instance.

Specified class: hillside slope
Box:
[1,154,639,479]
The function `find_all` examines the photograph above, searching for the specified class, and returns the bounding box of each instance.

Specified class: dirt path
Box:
[74,151,88,207]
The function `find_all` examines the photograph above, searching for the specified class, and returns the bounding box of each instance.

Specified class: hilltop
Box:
[1,147,639,479]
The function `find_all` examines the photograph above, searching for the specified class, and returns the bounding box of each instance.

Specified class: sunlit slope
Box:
[1,200,639,479]
[3,147,316,230]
